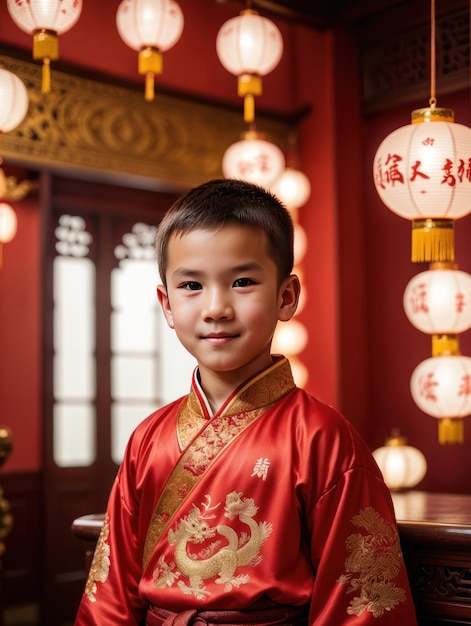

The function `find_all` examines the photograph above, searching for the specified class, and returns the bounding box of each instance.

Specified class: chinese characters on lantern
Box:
[375,151,471,191]
[417,371,471,403]
[407,282,467,315]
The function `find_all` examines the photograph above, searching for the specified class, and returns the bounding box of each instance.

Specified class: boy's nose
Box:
[202,289,234,321]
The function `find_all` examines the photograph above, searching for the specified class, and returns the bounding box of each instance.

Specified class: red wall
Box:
[293,28,340,408]
[0,198,41,471]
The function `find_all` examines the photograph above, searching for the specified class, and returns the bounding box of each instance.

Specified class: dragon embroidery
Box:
[153,491,272,599]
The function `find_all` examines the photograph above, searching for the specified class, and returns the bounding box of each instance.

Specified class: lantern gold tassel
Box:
[243,94,255,124]
[33,30,58,93]
[238,74,261,124]
[439,417,464,444]
[138,48,162,102]
[144,74,154,102]
[42,59,51,93]
[412,218,455,263]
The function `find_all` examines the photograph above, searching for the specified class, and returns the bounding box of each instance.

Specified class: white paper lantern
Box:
[373,433,427,490]
[289,355,308,388]
[216,10,283,77]
[0,203,17,244]
[222,133,285,189]
[272,320,308,356]
[7,0,83,92]
[7,0,82,32]
[116,0,184,101]
[373,107,471,262]
[293,223,307,266]
[404,266,471,334]
[411,354,471,443]
[0,69,29,133]
[271,167,311,211]
[216,9,283,123]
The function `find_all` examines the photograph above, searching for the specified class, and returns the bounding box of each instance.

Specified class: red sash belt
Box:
[146,604,308,626]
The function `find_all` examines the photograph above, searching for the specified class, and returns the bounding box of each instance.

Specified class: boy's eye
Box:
[233,277,255,288]
[181,281,202,291]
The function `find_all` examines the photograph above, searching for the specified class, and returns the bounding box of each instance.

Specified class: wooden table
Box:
[72,491,471,624]
[392,491,471,625]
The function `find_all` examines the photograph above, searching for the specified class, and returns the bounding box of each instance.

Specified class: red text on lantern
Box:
[409,283,429,314]
[458,374,471,396]
[375,153,471,190]
[418,372,438,402]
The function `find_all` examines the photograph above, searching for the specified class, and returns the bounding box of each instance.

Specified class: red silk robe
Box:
[74,357,418,625]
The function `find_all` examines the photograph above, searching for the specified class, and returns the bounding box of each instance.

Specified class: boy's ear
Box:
[157,284,175,329]
[278,274,301,322]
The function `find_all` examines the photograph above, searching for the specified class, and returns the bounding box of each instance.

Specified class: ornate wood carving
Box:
[0,54,291,190]
[362,6,470,113]
[411,563,471,602]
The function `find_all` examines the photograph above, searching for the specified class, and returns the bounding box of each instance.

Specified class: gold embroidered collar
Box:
[178,357,295,449]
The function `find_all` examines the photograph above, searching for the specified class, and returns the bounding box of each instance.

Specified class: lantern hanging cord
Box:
[429,0,437,108]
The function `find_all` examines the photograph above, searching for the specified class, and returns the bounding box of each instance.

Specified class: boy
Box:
[75,179,417,625]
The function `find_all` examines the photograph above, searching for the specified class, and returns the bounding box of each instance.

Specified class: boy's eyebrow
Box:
[170,268,204,280]
[171,262,264,279]
[231,262,265,273]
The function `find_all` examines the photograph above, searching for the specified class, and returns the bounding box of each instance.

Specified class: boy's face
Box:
[157,224,299,391]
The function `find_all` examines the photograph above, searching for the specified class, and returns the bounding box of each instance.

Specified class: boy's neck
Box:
[197,357,275,414]
[198,371,239,414]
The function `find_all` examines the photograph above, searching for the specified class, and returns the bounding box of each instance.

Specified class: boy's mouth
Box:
[202,332,239,344]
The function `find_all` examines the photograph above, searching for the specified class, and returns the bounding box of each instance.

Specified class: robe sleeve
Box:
[74,449,146,625]
[307,465,418,625]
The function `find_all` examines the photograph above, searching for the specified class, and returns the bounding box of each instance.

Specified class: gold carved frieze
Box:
[0,54,291,189]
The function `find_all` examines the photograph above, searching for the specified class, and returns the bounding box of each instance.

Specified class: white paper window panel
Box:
[111,355,157,400]
[54,353,96,401]
[53,256,95,351]
[111,259,158,310]
[53,256,95,400]
[53,403,96,467]
[111,308,157,353]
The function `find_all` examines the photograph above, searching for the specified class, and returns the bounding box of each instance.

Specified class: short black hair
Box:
[156,179,294,286]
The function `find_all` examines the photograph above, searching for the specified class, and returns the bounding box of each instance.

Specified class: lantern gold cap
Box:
[241,129,265,141]
[138,47,163,76]
[238,74,262,97]
[384,428,407,446]
[432,334,460,357]
[33,29,59,62]
[411,107,454,124]
[429,261,458,270]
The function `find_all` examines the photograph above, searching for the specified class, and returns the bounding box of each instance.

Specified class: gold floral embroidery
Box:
[85,513,111,602]
[337,506,407,617]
